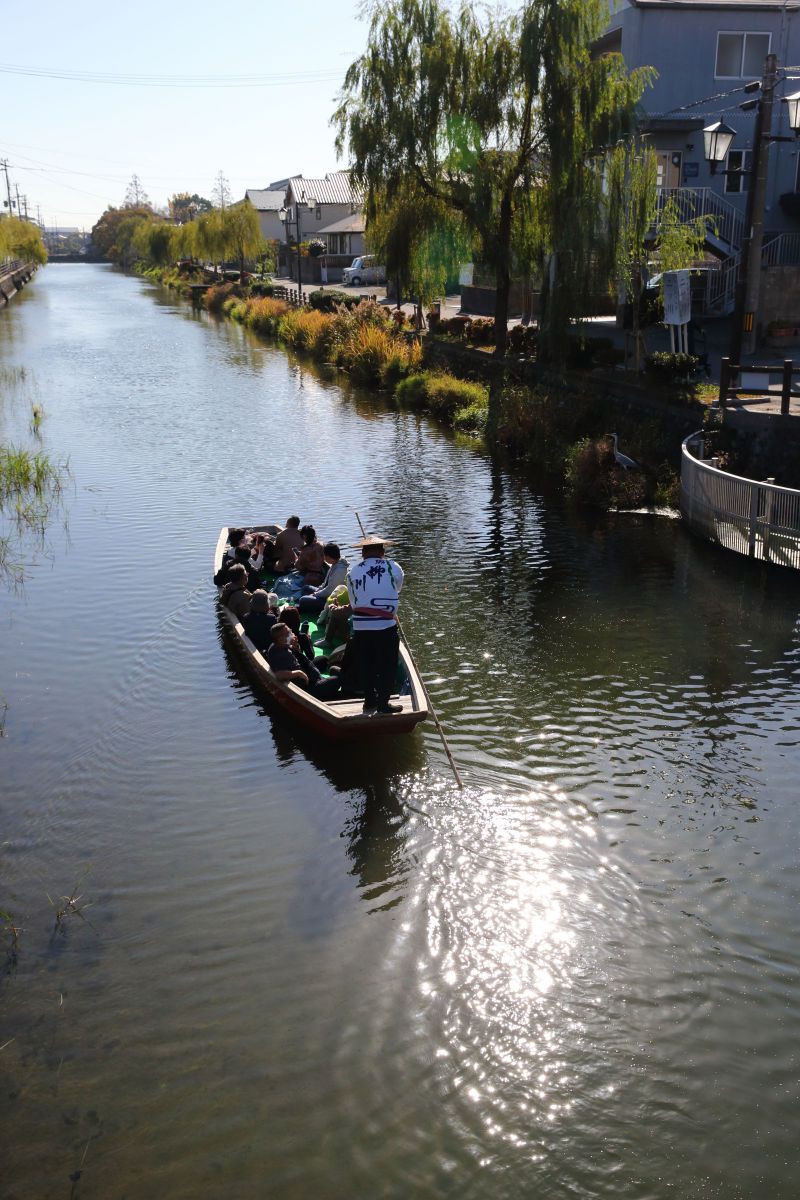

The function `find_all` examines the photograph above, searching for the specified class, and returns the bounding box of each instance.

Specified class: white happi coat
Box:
[346,557,404,632]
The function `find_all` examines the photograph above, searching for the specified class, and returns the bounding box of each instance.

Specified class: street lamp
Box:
[279,192,316,300]
[781,89,800,135]
[702,119,737,173]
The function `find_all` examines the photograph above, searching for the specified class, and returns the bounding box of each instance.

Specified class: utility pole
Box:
[15,184,21,219]
[0,159,11,217]
[730,54,777,365]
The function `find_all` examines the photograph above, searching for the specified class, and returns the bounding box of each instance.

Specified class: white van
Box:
[342,255,386,287]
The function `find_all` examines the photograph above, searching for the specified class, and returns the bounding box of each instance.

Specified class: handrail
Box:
[655,186,744,252]
[761,231,800,268]
[681,432,800,569]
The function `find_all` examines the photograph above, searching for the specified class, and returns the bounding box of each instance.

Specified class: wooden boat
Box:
[215,524,429,741]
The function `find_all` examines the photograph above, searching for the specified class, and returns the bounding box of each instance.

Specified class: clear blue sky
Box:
[2,0,367,230]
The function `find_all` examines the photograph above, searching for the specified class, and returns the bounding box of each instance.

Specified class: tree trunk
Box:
[493,191,513,358]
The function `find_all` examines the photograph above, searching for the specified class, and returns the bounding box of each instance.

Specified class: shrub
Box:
[467,317,495,346]
[644,351,699,382]
[453,398,489,433]
[425,373,489,418]
[278,307,334,356]
[249,281,275,298]
[380,338,423,389]
[308,289,362,313]
[204,282,243,313]
[507,324,538,357]
[395,370,489,419]
[244,296,290,336]
[343,324,398,385]
[394,372,431,408]
[564,436,648,507]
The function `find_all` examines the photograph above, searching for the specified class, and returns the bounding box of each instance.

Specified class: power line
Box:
[0,62,344,88]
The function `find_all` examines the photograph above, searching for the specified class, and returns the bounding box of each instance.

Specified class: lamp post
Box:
[703,54,800,367]
[279,192,316,301]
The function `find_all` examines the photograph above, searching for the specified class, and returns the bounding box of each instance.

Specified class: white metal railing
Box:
[655,187,744,252]
[761,232,800,268]
[681,432,800,569]
[705,252,739,314]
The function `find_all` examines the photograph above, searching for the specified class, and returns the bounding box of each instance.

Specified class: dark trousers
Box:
[353,626,399,708]
[298,594,325,615]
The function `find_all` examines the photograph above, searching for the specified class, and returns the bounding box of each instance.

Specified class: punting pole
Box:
[353,511,463,789]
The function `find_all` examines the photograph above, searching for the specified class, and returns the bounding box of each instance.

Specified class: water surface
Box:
[1,266,799,1199]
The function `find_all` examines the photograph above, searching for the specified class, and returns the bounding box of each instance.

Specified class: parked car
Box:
[342,255,386,287]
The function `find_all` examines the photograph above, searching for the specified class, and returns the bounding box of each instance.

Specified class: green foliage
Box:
[90,206,160,266]
[645,351,699,382]
[336,0,653,363]
[308,289,362,312]
[395,370,488,418]
[0,217,47,265]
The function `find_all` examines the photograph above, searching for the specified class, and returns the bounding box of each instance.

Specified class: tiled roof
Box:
[245,189,285,212]
[316,212,365,235]
[288,171,361,206]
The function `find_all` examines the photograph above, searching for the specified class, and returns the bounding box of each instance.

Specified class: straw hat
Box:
[355,533,394,547]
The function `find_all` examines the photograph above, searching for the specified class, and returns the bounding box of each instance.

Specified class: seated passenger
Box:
[220,563,252,620]
[250,531,277,574]
[225,528,249,560]
[266,622,340,699]
[273,516,304,574]
[279,604,317,663]
[293,525,325,585]
[214,544,261,589]
[242,590,277,652]
[314,588,352,649]
[298,544,349,615]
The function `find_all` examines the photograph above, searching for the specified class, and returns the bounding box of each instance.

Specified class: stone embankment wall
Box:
[0,261,36,306]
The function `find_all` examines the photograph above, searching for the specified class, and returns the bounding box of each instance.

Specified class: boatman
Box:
[346,534,404,716]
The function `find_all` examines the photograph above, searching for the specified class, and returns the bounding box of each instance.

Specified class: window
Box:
[725,149,752,194]
[315,206,322,220]
[715,31,770,78]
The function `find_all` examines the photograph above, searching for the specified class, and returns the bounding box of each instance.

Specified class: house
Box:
[599,0,800,316]
[281,172,365,282]
[245,187,287,242]
[315,211,365,260]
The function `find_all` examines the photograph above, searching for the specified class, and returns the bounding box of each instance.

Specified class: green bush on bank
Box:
[395,371,488,420]
[308,289,362,313]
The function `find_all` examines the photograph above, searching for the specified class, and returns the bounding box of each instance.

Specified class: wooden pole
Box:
[353,511,463,789]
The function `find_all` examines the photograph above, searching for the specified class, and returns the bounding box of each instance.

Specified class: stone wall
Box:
[760,265,800,328]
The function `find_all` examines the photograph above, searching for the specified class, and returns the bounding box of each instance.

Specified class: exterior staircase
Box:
[653,187,800,318]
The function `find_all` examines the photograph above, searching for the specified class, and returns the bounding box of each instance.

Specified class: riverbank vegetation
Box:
[0,217,47,266]
[91,198,273,279]
[0,443,68,585]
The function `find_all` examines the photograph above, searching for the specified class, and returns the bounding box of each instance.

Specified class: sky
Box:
[2,0,369,231]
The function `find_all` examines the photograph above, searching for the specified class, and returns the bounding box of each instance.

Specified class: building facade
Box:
[599,0,800,314]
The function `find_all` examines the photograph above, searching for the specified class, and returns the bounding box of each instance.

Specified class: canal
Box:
[2,265,800,1199]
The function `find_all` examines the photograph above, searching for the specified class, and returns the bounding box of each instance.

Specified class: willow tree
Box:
[335,0,651,360]
[219,200,265,282]
[520,0,654,363]
[335,0,527,356]
[365,181,471,324]
[0,216,47,265]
